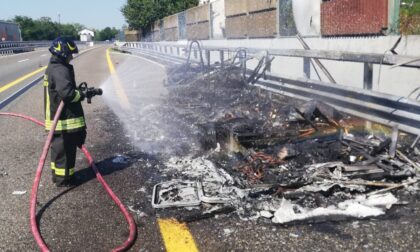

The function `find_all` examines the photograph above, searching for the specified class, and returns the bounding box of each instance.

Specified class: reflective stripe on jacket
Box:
[44,55,86,133]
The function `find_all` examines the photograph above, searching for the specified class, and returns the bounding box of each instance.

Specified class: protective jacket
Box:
[44,55,85,133]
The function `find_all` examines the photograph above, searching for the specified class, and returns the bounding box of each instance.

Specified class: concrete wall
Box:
[163,14,179,41]
[225,0,279,38]
[248,9,277,38]
[248,0,277,12]
[152,21,161,42]
[225,0,247,16]
[186,4,210,40]
[151,0,403,41]
[248,0,278,38]
[124,30,141,42]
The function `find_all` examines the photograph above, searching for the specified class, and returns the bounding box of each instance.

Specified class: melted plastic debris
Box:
[164,156,234,185]
[12,191,27,195]
[152,181,201,208]
[272,193,397,224]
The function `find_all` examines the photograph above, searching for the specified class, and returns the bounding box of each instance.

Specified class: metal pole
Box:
[206,50,211,68]
[363,63,373,90]
[220,50,224,68]
[296,33,337,84]
[304,58,311,79]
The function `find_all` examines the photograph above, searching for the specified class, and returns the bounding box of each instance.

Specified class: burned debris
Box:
[150,51,420,225]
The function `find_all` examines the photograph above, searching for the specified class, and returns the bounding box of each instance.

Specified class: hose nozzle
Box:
[78,82,103,104]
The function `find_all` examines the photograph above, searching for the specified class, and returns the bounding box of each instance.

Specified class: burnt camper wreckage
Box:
[149,49,420,224]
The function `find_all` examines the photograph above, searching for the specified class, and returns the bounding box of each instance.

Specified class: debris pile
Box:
[150,62,420,224]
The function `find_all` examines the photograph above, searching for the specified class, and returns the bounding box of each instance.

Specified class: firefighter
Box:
[44,37,86,187]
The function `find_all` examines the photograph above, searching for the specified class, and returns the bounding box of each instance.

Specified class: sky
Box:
[0,0,127,30]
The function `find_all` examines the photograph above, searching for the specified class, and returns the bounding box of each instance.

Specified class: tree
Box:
[121,0,198,33]
[95,27,119,41]
[13,16,36,41]
[12,16,84,41]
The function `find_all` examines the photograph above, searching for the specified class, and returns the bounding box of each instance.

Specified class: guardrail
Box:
[0,41,108,56]
[120,41,420,136]
[0,41,52,56]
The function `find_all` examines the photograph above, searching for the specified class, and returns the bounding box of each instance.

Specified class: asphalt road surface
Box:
[0,46,419,252]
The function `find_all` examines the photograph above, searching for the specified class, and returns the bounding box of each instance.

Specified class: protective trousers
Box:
[50,130,86,185]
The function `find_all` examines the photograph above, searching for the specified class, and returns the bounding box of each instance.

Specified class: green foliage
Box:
[121,0,199,32]
[12,16,121,41]
[401,0,420,34]
[401,0,420,15]
[94,27,120,41]
[12,15,83,40]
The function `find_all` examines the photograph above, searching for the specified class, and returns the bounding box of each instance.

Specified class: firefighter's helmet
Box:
[49,37,78,60]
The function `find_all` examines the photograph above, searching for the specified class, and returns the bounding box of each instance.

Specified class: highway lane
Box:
[0,50,50,103]
[0,46,419,252]
[0,49,50,84]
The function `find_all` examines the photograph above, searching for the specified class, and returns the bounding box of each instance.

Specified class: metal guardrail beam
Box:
[0,41,92,56]
[120,43,420,136]
[0,41,51,56]
[124,42,420,68]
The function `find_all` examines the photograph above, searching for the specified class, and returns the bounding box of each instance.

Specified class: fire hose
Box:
[0,101,137,251]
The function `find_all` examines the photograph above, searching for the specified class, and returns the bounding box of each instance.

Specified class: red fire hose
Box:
[0,101,137,251]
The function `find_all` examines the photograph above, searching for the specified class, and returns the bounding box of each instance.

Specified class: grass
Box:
[400,0,420,34]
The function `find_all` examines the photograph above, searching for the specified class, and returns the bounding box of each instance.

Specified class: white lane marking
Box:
[18,59,29,63]
[40,54,48,57]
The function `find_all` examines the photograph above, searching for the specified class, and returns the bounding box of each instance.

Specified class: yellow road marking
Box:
[158,219,199,252]
[106,48,130,110]
[106,48,116,74]
[0,66,47,93]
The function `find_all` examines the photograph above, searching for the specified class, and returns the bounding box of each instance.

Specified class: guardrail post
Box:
[220,50,224,68]
[240,50,246,78]
[177,47,180,56]
[363,62,373,90]
[206,50,211,67]
[304,58,311,78]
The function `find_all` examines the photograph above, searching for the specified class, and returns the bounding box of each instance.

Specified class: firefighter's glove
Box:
[78,89,86,102]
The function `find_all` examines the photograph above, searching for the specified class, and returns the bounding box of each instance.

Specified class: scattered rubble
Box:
[147,55,420,224]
